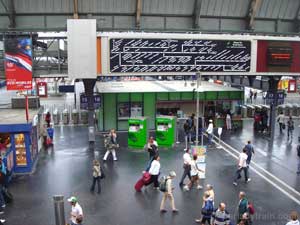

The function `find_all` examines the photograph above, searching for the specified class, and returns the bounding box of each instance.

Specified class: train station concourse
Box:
[0,1,300,225]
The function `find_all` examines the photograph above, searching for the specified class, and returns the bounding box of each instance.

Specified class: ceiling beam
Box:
[136,0,142,29]
[8,0,16,28]
[246,0,262,30]
[294,2,300,32]
[73,0,79,19]
[193,0,202,29]
[0,0,8,13]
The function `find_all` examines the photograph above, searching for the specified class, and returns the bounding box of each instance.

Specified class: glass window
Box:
[130,102,142,117]
[118,102,130,119]
[15,133,27,166]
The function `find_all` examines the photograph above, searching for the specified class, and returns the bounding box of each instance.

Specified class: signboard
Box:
[266,91,285,105]
[4,36,32,90]
[80,94,101,109]
[110,39,251,73]
[191,145,207,179]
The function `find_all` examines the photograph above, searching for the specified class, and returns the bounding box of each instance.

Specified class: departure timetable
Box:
[109,38,251,73]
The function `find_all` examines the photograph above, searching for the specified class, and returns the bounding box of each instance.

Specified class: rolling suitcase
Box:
[134,178,145,192]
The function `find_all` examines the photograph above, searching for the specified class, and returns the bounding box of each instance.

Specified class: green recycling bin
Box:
[128,117,148,149]
[155,116,176,147]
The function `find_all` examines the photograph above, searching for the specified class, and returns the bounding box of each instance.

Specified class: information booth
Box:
[0,109,42,174]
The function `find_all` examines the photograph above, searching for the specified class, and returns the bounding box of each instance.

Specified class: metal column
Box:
[53,195,65,225]
[268,76,280,144]
[83,79,97,148]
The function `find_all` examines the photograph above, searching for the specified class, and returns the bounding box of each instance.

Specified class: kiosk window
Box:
[118,103,130,119]
[15,133,27,166]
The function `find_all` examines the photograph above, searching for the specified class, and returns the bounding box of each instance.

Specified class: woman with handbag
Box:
[183,155,204,191]
[103,129,118,161]
[90,160,104,194]
[195,191,214,224]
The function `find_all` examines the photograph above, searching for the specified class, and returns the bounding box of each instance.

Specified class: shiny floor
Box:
[4,122,300,225]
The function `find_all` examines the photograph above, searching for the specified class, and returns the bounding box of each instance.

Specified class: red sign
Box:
[4,36,32,90]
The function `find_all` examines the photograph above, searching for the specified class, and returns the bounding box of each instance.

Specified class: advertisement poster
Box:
[191,145,207,179]
[4,36,32,90]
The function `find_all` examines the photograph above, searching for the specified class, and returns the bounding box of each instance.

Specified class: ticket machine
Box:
[128,117,148,149]
[155,116,176,147]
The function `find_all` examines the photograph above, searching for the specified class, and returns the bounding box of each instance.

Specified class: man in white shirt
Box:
[206,120,214,145]
[67,196,83,225]
[276,112,285,133]
[179,148,192,186]
[148,155,161,189]
[286,211,300,225]
[233,148,250,186]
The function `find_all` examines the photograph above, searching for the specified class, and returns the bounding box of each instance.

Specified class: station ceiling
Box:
[0,0,300,34]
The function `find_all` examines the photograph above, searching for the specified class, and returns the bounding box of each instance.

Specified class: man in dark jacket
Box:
[244,141,255,166]
[237,192,249,223]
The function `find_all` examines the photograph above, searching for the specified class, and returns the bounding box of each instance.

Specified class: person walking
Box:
[145,137,158,171]
[41,124,48,149]
[90,160,102,194]
[285,211,300,225]
[206,119,214,146]
[211,203,230,225]
[0,158,6,213]
[297,141,300,175]
[148,155,161,189]
[179,148,191,186]
[184,155,204,191]
[195,191,214,224]
[237,192,249,223]
[206,184,215,204]
[103,129,118,161]
[45,111,51,127]
[233,148,251,186]
[276,112,285,133]
[244,141,255,166]
[226,111,232,130]
[287,116,294,140]
[67,196,83,225]
[160,171,178,213]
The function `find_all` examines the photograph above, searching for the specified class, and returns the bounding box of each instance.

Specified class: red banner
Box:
[4,36,32,90]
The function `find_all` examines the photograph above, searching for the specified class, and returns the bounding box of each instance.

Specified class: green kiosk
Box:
[128,117,148,149]
[155,116,176,147]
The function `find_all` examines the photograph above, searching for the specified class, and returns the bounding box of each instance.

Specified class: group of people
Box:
[277,112,295,140]
[183,115,214,147]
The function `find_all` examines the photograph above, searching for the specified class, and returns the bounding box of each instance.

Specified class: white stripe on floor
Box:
[212,136,300,206]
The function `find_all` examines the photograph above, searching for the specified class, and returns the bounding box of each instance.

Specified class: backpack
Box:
[159,176,168,192]
[297,145,300,157]
[201,199,214,215]
[248,202,255,215]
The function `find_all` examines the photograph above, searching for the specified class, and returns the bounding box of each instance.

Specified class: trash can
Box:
[247,105,255,118]
[53,109,59,125]
[81,110,88,124]
[63,109,69,125]
[72,109,79,124]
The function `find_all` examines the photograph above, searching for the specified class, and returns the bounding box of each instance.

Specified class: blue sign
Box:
[266,91,284,105]
[110,39,251,73]
[80,94,101,109]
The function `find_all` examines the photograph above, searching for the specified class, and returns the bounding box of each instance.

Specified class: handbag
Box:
[100,168,105,179]
[282,123,286,130]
